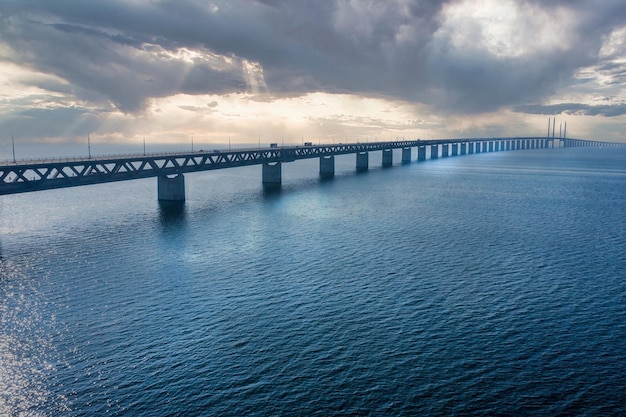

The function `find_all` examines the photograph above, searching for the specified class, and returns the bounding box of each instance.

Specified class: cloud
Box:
[1,0,626,144]
[515,103,626,117]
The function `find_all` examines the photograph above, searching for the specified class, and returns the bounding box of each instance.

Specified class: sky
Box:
[1,0,626,154]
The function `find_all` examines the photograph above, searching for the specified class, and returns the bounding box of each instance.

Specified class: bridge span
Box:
[1,137,623,200]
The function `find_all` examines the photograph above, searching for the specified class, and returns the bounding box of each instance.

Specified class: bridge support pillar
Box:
[262,162,282,188]
[460,143,467,155]
[442,144,449,157]
[468,143,474,154]
[431,144,438,159]
[418,146,426,161]
[158,174,185,201]
[489,141,494,152]
[452,143,458,156]
[356,151,369,171]
[319,155,335,179]
[382,149,393,167]
[402,147,412,163]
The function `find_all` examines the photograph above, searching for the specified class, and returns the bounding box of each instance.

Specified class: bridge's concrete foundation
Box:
[431,144,438,159]
[402,147,411,163]
[382,149,393,167]
[489,141,494,152]
[158,174,185,201]
[442,144,449,157]
[418,146,426,161]
[452,143,458,156]
[319,155,335,178]
[262,162,282,187]
[356,151,369,171]
[468,143,474,154]
[460,143,467,155]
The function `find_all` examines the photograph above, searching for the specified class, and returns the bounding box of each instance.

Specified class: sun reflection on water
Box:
[0,258,68,416]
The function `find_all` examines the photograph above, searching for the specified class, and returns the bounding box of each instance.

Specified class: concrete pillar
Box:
[158,174,185,201]
[460,143,467,155]
[382,149,393,167]
[319,155,335,179]
[489,141,494,152]
[431,144,438,159]
[442,144,449,157]
[506,141,511,151]
[452,143,458,156]
[356,151,369,171]
[402,147,411,163]
[468,143,474,154]
[418,146,426,161]
[262,162,282,187]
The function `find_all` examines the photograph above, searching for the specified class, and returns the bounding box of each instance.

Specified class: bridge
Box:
[1,137,623,201]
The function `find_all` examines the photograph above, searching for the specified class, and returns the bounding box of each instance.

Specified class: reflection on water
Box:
[158,200,186,225]
[262,186,282,199]
[0,258,68,415]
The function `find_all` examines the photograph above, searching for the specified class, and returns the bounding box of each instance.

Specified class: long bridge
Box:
[1,137,623,200]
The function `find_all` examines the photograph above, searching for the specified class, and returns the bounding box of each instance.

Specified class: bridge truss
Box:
[1,137,621,196]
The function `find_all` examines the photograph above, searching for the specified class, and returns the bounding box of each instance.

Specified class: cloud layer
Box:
[1,0,626,145]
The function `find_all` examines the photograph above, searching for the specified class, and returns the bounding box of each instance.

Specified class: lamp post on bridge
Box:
[12,133,16,163]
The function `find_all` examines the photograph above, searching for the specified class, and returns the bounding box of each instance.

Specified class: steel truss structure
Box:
[1,137,621,195]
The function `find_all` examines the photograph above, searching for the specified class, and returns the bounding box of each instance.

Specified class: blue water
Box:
[1,147,626,416]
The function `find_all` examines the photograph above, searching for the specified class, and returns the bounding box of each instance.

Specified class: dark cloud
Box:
[1,0,625,116]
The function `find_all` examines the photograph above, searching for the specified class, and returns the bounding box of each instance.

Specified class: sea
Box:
[1,145,625,416]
